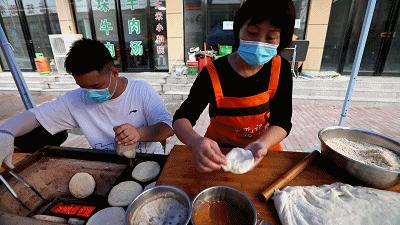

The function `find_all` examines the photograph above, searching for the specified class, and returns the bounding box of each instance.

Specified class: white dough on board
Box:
[273,182,400,225]
[222,147,254,174]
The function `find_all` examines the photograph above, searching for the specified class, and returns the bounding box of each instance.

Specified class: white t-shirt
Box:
[30,78,172,154]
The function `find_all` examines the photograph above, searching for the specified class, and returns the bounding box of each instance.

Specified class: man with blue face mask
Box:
[0,39,173,168]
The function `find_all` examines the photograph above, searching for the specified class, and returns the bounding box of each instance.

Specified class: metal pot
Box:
[125,185,191,225]
[191,186,266,225]
[319,126,400,188]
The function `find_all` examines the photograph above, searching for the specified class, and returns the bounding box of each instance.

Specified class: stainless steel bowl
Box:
[125,185,191,225]
[191,186,258,225]
[318,126,400,189]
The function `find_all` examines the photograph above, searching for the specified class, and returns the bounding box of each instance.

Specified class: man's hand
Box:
[190,137,227,173]
[245,141,268,169]
[114,124,141,146]
[0,132,15,169]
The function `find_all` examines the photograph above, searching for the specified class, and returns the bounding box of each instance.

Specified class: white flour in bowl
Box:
[326,138,400,171]
[131,197,188,225]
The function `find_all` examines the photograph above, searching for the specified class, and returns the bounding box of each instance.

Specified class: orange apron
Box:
[204,56,283,151]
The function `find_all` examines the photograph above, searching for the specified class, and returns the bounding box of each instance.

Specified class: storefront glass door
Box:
[382,12,400,75]
[343,0,398,75]
[322,0,400,76]
[0,0,33,70]
[22,0,60,59]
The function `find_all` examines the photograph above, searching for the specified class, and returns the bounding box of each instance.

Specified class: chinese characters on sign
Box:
[96,0,110,12]
[127,17,143,56]
[152,0,168,69]
[104,42,115,57]
[96,0,115,59]
[100,19,113,35]
[127,0,138,10]
[128,18,140,35]
[130,41,143,56]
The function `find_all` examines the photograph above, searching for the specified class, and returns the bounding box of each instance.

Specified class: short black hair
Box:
[233,0,296,52]
[65,38,113,76]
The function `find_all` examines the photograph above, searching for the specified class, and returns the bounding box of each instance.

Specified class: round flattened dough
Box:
[69,172,96,198]
[108,181,143,207]
[33,215,67,223]
[131,161,160,182]
[87,207,125,225]
[222,147,254,174]
[144,181,156,191]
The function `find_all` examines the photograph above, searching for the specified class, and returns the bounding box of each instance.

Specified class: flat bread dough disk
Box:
[87,207,125,225]
[33,215,67,223]
[222,147,254,174]
[108,181,143,207]
[69,172,96,198]
[131,161,160,182]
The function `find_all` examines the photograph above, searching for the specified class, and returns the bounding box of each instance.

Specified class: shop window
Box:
[0,0,32,70]
[292,0,309,40]
[74,0,93,39]
[91,0,120,67]
[184,0,310,62]
[22,0,61,59]
[73,0,168,71]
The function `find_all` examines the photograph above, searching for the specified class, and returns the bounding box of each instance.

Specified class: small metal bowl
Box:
[125,185,191,225]
[319,126,400,189]
[191,186,258,225]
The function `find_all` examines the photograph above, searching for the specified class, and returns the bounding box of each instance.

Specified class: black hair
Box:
[233,0,296,52]
[65,38,113,76]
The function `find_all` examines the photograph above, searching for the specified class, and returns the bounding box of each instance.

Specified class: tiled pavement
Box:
[1,92,399,153]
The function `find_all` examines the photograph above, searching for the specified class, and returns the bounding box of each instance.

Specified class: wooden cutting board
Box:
[157,145,400,225]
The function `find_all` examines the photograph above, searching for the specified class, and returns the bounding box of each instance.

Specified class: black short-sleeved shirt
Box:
[173,55,293,135]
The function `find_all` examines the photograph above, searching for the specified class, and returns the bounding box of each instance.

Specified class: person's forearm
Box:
[0,111,40,137]
[173,118,202,148]
[137,122,173,142]
[257,126,287,150]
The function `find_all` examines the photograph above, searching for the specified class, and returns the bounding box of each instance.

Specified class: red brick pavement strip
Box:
[284,101,400,151]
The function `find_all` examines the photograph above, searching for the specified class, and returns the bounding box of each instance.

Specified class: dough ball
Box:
[222,147,254,174]
[69,172,96,198]
[87,207,125,225]
[131,161,160,182]
[122,150,136,158]
[108,181,143,207]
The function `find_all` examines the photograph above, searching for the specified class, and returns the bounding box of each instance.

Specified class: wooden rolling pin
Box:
[261,150,320,201]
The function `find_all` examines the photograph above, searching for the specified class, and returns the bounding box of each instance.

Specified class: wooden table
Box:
[157,145,400,225]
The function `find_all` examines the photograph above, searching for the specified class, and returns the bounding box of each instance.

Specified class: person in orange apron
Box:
[173,0,295,172]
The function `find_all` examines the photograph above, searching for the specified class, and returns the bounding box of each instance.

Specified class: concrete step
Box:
[0,81,47,89]
[165,75,197,84]
[293,95,400,104]
[293,87,400,99]
[162,84,192,92]
[294,79,400,90]
[48,82,79,89]
[121,72,168,84]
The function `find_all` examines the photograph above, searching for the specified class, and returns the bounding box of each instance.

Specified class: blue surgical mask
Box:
[85,75,118,103]
[237,40,278,66]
